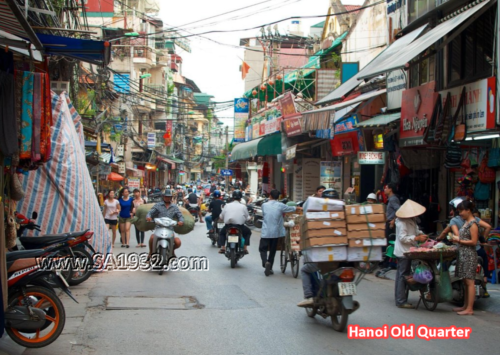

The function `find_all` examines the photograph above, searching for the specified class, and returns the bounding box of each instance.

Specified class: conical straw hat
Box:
[396,199,426,219]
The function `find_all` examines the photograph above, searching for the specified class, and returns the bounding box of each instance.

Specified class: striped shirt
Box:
[146,202,184,222]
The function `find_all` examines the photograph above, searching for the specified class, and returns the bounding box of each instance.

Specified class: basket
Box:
[403,249,457,260]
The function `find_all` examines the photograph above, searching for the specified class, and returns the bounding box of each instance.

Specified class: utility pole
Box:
[225,125,229,187]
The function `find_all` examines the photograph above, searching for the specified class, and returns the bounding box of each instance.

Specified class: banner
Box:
[320,161,342,192]
[164,120,173,146]
[128,177,141,189]
[234,98,249,142]
[286,145,297,160]
[284,117,302,137]
[147,132,156,148]
[280,92,296,118]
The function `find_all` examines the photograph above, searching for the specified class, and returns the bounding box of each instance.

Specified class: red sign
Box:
[279,92,297,118]
[259,122,266,136]
[283,115,302,137]
[400,81,439,147]
[164,120,173,146]
[330,131,362,157]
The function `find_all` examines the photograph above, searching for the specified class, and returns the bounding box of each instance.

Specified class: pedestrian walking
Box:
[259,189,298,276]
[393,199,428,309]
[103,190,120,245]
[132,189,146,247]
[118,187,133,248]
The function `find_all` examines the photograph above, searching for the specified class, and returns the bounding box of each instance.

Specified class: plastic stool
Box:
[487,269,498,284]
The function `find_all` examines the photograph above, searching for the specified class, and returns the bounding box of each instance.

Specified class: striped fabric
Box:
[17,92,111,267]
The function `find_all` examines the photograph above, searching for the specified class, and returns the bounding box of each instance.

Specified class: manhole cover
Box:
[106,296,201,310]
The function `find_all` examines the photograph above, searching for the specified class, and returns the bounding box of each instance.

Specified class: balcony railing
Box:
[144,84,165,96]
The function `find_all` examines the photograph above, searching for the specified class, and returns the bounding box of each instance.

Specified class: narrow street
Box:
[2,223,497,355]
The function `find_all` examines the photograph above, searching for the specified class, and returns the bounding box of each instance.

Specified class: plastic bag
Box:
[436,270,453,302]
[413,264,433,284]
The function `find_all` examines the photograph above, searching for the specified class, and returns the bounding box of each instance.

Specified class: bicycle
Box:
[280,214,301,278]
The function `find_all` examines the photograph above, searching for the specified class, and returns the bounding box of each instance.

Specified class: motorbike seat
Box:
[6,249,47,262]
[19,230,89,248]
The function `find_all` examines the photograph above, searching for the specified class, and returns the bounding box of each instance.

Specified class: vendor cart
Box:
[280,213,302,278]
[403,248,457,311]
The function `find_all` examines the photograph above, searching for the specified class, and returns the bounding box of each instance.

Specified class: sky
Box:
[159,0,365,128]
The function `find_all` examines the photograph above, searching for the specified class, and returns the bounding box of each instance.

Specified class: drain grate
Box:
[105,296,202,310]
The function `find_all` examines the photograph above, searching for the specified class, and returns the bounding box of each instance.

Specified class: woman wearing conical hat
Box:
[394,199,429,309]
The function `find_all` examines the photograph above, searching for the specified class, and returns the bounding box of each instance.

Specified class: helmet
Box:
[232,190,243,200]
[166,185,171,189]
[367,193,377,200]
[163,189,173,197]
[321,189,339,199]
[213,190,221,198]
[187,188,193,193]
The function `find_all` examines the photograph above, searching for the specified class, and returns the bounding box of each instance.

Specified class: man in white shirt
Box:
[394,199,428,309]
[218,190,251,254]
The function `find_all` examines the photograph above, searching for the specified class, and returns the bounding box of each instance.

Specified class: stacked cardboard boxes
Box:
[345,204,386,261]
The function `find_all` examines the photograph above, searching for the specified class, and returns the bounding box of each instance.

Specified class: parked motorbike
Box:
[304,266,360,332]
[148,192,163,203]
[13,212,95,286]
[151,217,178,275]
[5,248,77,348]
[245,204,255,227]
[224,225,246,268]
[449,256,487,304]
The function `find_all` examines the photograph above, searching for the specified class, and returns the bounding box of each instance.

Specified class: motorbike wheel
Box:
[291,252,300,278]
[68,248,94,286]
[280,249,287,273]
[6,286,66,348]
[305,306,317,318]
[230,249,237,269]
[159,246,168,275]
[253,216,262,229]
[420,285,438,311]
[330,303,348,332]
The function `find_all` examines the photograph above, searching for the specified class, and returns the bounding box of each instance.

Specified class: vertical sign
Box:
[302,158,320,198]
[116,145,124,157]
[293,162,303,202]
[234,98,249,142]
[147,132,156,148]
[387,71,406,110]
[164,120,173,146]
[320,161,342,192]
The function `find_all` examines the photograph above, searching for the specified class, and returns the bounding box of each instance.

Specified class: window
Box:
[447,9,494,87]
[409,53,435,88]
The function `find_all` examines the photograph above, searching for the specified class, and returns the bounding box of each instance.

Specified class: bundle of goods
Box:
[130,204,195,234]
[284,210,303,252]
[404,242,457,260]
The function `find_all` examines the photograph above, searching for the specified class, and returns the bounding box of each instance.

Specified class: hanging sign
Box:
[279,92,297,118]
[234,98,249,143]
[334,114,359,134]
[358,151,386,165]
[128,177,140,189]
[283,117,302,137]
[147,132,156,148]
[116,145,124,157]
[286,145,297,160]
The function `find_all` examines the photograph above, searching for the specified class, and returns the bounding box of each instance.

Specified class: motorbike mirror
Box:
[32,211,38,219]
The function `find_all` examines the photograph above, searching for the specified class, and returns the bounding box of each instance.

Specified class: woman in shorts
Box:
[118,187,134,248]
[103,190,120,245]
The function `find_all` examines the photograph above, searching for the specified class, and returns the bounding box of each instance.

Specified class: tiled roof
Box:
[344,5,362,14]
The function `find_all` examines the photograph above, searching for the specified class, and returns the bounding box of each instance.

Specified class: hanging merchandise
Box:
[444,143,462,169]
[478,150,496,184]
[488,140,500,168]
[0,68,18,156]
[9,173,25,201]
[423,93,442,144]
[452,87,467,142]
[470,148,479,168]
[397,155,410,178]
[436,92,452,146]
[460,151,471,171]
[474,181,491,201]
[456,175,474,199]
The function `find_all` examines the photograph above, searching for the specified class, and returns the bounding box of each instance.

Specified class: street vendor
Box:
[394,199,428,309]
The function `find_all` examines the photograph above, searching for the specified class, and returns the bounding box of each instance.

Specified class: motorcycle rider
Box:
[218,190,251,255]
[205,190,225,234]
[175,186,185,207]
[146,189,184,259]
[184,188,203,223]
[297,189,338,307]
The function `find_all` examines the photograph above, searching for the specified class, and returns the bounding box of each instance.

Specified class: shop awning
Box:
[126,167,144,178]
[157,157,177,169]
[355,112,401,128]
[230,133,282,161]
[357,0,493,81]
[0,29,43,61]
[316,26,427,105]
[36,33,111,66]
[0,0,43,49]
[85,141,110,149]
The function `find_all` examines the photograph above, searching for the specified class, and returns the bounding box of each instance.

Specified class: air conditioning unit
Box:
[51,81,70,94]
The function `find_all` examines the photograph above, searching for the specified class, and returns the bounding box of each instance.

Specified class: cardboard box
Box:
[302,236,348,248]
[347,223,386,232]
[347,214,386,224]
[307,197,345,212]
[347,247,383,261]
[347,229,386,239]
[306,211,346,220]
[348,238,387,247]
[304,228,347,238]
[301,246,347,262]
[303,220,347,230]
[345,204,385,215]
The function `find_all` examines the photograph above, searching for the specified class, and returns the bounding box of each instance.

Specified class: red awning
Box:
[107,172,124,181]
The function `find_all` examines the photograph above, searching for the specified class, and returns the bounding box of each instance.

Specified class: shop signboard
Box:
[358,151,386,165]
[252,123,260,139]
[302,159,321,198]
[128,178,140,189]
[286,145,297,160]
[118,162,126,174]
[439,77,496,134]
[264,118,281,135]
[147,132,156,148]
[400,81,439,147]
[293,163,303,201]
[330,129,365,157]
[234,98,249,143]
[279,92,297,118]
[320,161,342,192]
[387,71,406,110]
[116,145,124,157]
[283,115,302,137]
[334,114,359,134]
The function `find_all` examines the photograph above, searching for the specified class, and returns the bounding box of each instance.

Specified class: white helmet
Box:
[367,193,377,200]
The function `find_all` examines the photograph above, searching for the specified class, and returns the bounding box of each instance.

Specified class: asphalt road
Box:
[75,222,500,355]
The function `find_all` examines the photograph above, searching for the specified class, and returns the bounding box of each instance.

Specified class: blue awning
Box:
[36,33,111,65]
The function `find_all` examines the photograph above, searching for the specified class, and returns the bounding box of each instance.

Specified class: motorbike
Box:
[304,266,360,332]
[245,204,255,227]
[187,203,200,222]
[449,256,487,304]
[223,225,246,268]
[208,217,225,247]
[151,217,178,275]
[5,248,77,348]
[13,212,95,286]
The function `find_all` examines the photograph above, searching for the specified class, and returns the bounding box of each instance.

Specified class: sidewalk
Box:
[375,268,500,314]
[0,273,101,355]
